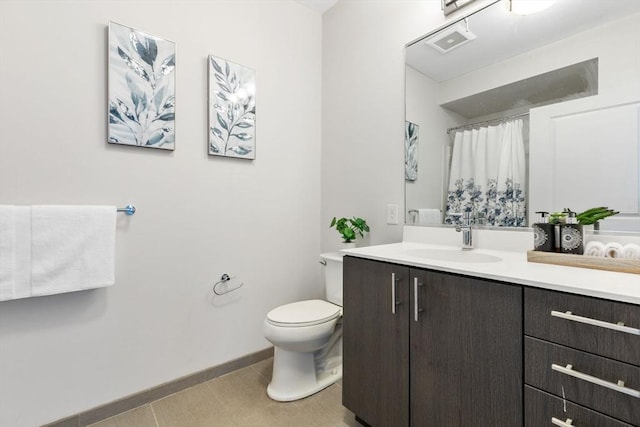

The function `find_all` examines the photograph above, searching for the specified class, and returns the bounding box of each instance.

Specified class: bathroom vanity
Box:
[341,231,640,427]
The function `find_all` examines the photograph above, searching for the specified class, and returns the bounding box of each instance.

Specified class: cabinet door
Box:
[410,269,523,426]
[343,256,410,427]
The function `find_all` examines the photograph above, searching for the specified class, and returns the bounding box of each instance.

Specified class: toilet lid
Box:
[266,299,341,327]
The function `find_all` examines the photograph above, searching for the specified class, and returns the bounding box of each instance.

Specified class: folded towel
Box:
[622,243,640,260]
[30,205,116,297]
[604,242,624,259]
[584,241,605,257]
[417,209,441,225]
[0,206,33,301]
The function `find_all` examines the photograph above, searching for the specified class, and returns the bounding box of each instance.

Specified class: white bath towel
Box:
[0,206,32,301]
[604,242,624,259]
[622,243,640,260]
[30,205,116,296]
[417,209,441,225]
[584,241,605,257]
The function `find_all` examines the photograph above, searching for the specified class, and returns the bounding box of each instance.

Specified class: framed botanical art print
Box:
[405,121,419,181]
[108,22,176,150]
[208,55,256,159]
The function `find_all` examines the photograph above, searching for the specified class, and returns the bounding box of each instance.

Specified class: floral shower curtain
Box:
[445,119,527,227]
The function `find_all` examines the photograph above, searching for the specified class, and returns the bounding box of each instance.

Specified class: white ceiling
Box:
[406,0,640,83]
[294,0,338,14]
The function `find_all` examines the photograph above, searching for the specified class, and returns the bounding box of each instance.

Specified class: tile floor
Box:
[87,358,360,427]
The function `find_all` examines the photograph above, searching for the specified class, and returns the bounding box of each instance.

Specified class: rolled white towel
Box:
[604,242,624,259]
[622,243,640,260]
[584,241,605,257]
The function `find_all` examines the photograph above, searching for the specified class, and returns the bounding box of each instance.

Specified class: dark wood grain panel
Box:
[525,287,640,366]
[525,337,640,425]
[525,386,635,427]
[411,270,523,426]
[342,256,410,427]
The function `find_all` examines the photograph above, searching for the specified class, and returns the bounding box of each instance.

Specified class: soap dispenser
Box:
[533,211,554,252]
[560,211,584,255]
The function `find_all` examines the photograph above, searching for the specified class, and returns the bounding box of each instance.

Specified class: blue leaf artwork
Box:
[108,22,176,150]
[208,55,256,159]
[405,121,419,181]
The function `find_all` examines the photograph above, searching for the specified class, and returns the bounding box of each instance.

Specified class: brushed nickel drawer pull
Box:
[551,310,640,336]
[551,363,640,398]
[391,273,397,314]
[551,418,573,427]
[413,277,423,322]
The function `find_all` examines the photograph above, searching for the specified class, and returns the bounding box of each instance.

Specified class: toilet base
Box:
[267,347,342,402]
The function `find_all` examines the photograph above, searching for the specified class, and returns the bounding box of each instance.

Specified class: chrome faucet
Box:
[452,212,473,250]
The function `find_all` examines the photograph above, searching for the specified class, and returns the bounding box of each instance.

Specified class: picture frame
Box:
[208,55,256,159]
[405,121,419,181]
[108,22,176,150]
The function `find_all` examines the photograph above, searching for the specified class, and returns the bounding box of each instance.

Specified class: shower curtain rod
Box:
[446,112,529,134]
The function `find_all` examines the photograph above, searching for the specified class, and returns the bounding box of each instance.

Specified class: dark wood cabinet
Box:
[524,287,640,426]
[525,386,635,427]
[342,257,409,426]
[343,256,523,427]
[410,269,522,426]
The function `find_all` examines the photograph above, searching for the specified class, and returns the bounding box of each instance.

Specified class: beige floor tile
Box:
[250,357,273,382]
[86,405,158,427]
[294,384,360,427]
[152,382,238,427]
[88,358,357,427]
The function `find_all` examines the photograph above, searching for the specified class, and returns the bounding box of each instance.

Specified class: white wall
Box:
[0,1,321,426]
[404,66,451,221]
[320,0,447,250]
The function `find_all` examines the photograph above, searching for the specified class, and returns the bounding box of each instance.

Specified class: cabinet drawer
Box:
[525,287,640,365]
[525,386,635,427]
[525,337,640,425]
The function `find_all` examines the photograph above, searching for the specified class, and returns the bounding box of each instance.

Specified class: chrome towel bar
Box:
[117,205,136,215]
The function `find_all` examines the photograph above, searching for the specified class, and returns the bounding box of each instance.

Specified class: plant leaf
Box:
[235,122,252,128]
[217,113,228,131]
[159,54,175,76]
[163,95,175,109]
[145,129,165,146]
[130,31,157,66]
[231,133,252,141]
[217,81,231,93]
[227,145,252,156]
[126,74,147,119]
[154,112,175,121]
[211,127,224,140]
[118,47,150,83]
[154,85,166,111]
[117,98,137,123]
[210,57,223,74]
[109,101,124,122]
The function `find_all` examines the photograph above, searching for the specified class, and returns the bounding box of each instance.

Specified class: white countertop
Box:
[342,239,640,305]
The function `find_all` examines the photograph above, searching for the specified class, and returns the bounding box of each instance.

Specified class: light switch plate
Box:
[386,204,399,225]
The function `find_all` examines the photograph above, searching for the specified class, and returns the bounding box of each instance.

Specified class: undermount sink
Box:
[405,248,502,263]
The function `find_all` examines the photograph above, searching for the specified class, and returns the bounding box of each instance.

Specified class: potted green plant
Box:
[330,216,370,244]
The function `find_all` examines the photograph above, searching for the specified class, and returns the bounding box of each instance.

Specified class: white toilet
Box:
[263,252,344,401]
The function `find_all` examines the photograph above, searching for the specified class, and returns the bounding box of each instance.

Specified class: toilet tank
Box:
[320,252,344,306]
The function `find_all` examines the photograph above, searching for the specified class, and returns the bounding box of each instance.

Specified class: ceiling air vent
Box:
[424,23,477,53]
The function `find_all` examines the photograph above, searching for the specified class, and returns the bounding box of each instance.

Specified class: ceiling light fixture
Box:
[509,0,555,15]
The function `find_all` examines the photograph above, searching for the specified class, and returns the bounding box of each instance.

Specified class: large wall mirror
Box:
[405,0,640,232]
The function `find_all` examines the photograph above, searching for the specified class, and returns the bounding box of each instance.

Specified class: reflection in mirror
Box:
[405,0,640,232]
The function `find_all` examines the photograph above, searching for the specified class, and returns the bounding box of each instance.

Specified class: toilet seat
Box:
[266,299,341,327]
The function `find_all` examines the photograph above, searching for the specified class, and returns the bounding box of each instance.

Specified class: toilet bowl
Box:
[263,252,344,402]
